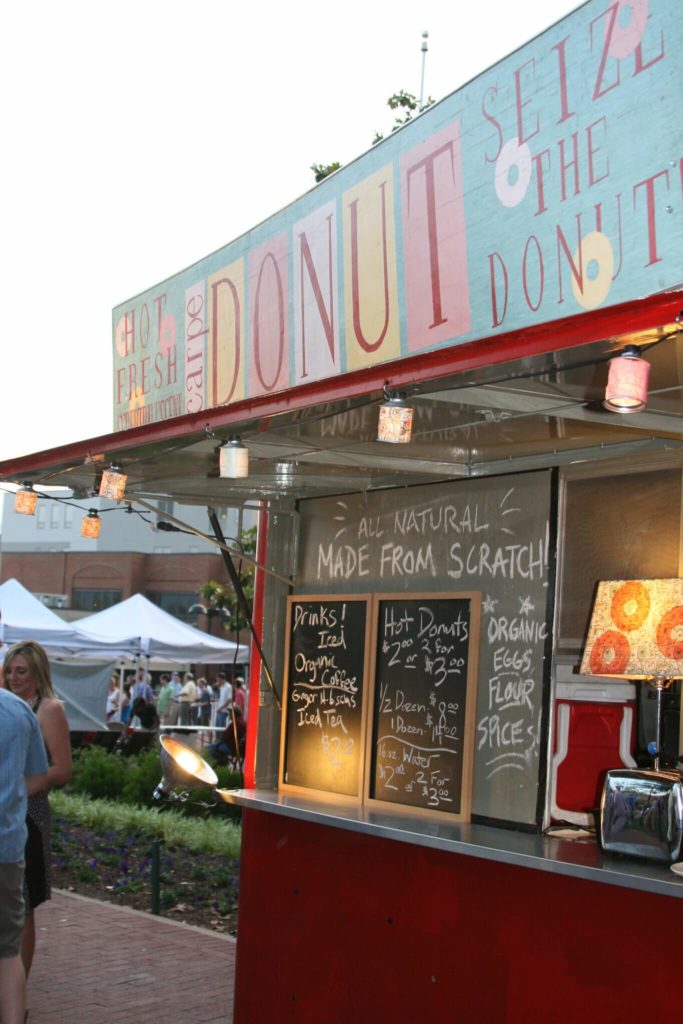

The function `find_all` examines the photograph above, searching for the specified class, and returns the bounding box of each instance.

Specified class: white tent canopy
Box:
[74,593,250,665]
[0,577,85,655]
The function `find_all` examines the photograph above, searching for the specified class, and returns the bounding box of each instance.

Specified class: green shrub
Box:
[70,746,127,800]
[66,745,243,821]
[51,791,242,857]
[215,765,243,790]
[121,748,164,806]
[76,864,99,883]
[181,763,243,820]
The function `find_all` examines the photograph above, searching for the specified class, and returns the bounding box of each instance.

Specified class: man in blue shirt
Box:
[132,667,154,704]
[0,687,48,1024]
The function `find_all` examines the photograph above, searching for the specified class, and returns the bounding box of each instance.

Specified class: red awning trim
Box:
[3,289,682,479]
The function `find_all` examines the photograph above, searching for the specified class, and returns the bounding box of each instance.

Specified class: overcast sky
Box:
[0,0,581,463]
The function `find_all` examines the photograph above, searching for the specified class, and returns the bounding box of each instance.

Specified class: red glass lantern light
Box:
[604,346,650,413]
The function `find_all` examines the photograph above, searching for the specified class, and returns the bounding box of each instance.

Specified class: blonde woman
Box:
[3,641,72,980]
[106,674,120,722]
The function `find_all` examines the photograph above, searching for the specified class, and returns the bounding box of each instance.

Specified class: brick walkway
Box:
[26,889,236,1023]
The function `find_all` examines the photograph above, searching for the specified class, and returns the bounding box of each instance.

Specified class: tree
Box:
[372,90,435,144]
[198,526,257,634]
[310,161,342,183]
[312,90,436,181]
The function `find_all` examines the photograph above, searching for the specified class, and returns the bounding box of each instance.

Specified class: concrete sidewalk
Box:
[27,889,236,1023]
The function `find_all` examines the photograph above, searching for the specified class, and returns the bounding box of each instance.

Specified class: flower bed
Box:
[52,816,240,933]
[51,793,242,934]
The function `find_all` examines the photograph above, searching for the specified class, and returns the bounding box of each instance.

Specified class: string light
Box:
[219,438,249,478]
[14,483,38,515]
[99,463,128,500]
[80,509,102,539]
[377,391,414,443]
[604,346,650,413]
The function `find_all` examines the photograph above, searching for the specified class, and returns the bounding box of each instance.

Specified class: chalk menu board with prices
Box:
[368,593,480,820]
[294,472,553,827]
[279,595,371,799]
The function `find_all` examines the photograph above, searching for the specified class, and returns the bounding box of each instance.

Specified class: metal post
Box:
[419,31,429,110]
[652,677,673,772]
[151,838,161,915]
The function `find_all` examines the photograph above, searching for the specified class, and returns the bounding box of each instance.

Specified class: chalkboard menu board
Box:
[294,472,552,827]
[368,593,480,820]
[280,596,371,798]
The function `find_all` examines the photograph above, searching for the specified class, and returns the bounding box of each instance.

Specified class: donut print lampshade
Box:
[580,579,683,679]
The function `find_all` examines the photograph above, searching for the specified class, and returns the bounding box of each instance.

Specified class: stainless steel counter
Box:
[222,787,683,899]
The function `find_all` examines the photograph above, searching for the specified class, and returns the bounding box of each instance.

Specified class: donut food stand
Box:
[3,2,683,1019]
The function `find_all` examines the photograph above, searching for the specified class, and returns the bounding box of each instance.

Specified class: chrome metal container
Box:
[600,768,683,863]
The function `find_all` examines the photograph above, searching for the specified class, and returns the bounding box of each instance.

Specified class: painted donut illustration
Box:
[611,581,651,631]
[589,629,630,675]
[656,606,683,662]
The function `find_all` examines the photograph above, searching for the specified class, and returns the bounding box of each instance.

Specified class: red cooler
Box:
[550,667,637,826]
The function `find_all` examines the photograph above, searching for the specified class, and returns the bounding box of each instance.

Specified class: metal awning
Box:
[2,297,683,513]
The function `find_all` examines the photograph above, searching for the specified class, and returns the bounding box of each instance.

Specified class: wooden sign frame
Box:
[278,594,372,802]
[364,591,481,823]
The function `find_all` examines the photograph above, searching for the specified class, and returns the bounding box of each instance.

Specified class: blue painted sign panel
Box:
[112,0,683,431]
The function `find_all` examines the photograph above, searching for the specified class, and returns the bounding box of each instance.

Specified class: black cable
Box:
[207,508,281,711]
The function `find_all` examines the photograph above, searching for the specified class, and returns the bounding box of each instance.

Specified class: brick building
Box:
[0,491,252,636]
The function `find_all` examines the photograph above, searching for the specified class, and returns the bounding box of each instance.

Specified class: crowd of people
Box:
[106,667,248,765]
[105,668,247,733]
[0,642,247,1022]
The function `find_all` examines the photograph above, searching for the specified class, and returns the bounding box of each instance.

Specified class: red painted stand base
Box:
[234,808,680,1023]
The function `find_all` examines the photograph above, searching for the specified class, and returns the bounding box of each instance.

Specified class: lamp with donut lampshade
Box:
[580,579,683,862]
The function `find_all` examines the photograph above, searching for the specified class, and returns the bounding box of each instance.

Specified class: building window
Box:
[155,499,175,528]
[72,588,122,612]
[50,504,60,528]
[146,590,198,623]
[37,505,47,529]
